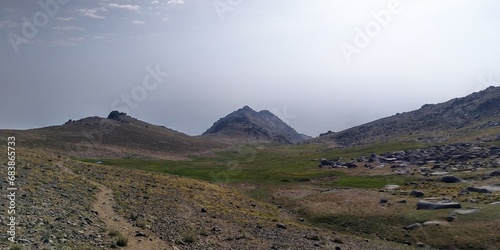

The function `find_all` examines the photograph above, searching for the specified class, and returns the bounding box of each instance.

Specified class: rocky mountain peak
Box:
[203,106,310,144]
[107,110,127,120]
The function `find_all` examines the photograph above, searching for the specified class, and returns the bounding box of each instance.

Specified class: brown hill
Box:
[316,86,500,146]
[0,111,225,159]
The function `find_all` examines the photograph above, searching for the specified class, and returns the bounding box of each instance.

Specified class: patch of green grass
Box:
[78,142,427,184]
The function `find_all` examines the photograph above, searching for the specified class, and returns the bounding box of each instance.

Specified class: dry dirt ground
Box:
[1,148,417,250]
[57,161,173,250]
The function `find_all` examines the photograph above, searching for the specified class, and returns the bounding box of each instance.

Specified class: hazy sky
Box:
[1,0,499,136]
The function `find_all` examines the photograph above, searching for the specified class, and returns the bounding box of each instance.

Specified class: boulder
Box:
[439,175,464,183]
[453,209,479,215]
[379,198,389,204]
[403,223,422,230]
[410,190,425,198]
[416,200,462,210]
[107,110,127,120]
[423,220,450,227]
[488,170,500,177]
[467,187,490,193]
[384,185,400,190]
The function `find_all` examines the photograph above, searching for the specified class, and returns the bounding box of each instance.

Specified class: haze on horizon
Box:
[1,0,499,137]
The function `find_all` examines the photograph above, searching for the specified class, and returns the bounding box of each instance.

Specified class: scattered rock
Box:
[379,198,389,204]
[135,231,147,237]
[416,242,426,248]
[488,170,500,177]
[423,220,450,227]
[454,209,479,215]
[445,213,456,222]
[467,187,490,193]
[404,223,423,230]
[439,175,464,183]
[384,185,400,190]
[416,200,462,210]
[410,190,425,198]
[201,208,207,213]
[276,223,287,229]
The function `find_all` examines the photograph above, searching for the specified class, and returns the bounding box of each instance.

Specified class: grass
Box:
[116,234,128,247]
[78,142,426,184]
[76,141,500,249]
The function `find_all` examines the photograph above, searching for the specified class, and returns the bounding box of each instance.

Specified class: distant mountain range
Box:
[316,86,500,146]
[2,86,499,156]
[202,106,311,144]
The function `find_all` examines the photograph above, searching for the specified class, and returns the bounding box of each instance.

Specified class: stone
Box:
[276,223,287,229]
[404,223,422,230]
[107,110,127,120]
[454,209,479,215]
[416,200,461,210]
[135,231,147,237]
[488,170,500,177]
[379,198,389,204]
[445,213,456,222]
[423,220,450,227]
[439,175,464,183]
[410,190,424,198]
[384,184,400,190]
[467,187,490,193]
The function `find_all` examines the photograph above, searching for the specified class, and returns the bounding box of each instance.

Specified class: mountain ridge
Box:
[316,86,500,146]
[202,105,311,144]
[0,111,225,159]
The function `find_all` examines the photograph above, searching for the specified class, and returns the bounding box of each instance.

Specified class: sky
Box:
[1,0,499,137]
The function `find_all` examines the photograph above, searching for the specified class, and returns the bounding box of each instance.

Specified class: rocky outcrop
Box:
[416,200,462,210]
[203,106,309,144]
[318,86,500,146]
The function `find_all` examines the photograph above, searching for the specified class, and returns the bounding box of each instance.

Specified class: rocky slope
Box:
[317,86,500,146]
[0,111,225,159]
[202,106,311,144]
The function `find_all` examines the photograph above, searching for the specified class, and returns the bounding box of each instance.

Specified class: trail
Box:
[56,161,173,250]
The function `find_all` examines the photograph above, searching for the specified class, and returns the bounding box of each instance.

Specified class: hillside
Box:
[316,86,500,146]
[202,106,311,144]
[0,111,225,159]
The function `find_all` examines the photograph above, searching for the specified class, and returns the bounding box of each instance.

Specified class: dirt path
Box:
[56,161,174,250]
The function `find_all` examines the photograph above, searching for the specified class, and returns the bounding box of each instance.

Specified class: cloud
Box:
[109,3,140,11]
[167,0,184,5]
[0,20,21,29]
[57,17,75,21]
[77,8,106,19]
[132,20,145,24]
[151,0,160,4]
[52,26,84,31]
[49,37,84,47]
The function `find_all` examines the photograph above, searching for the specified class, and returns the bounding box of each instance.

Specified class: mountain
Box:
[316,86,500,146]
[202,106,311,144]
[0,111,225,159]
